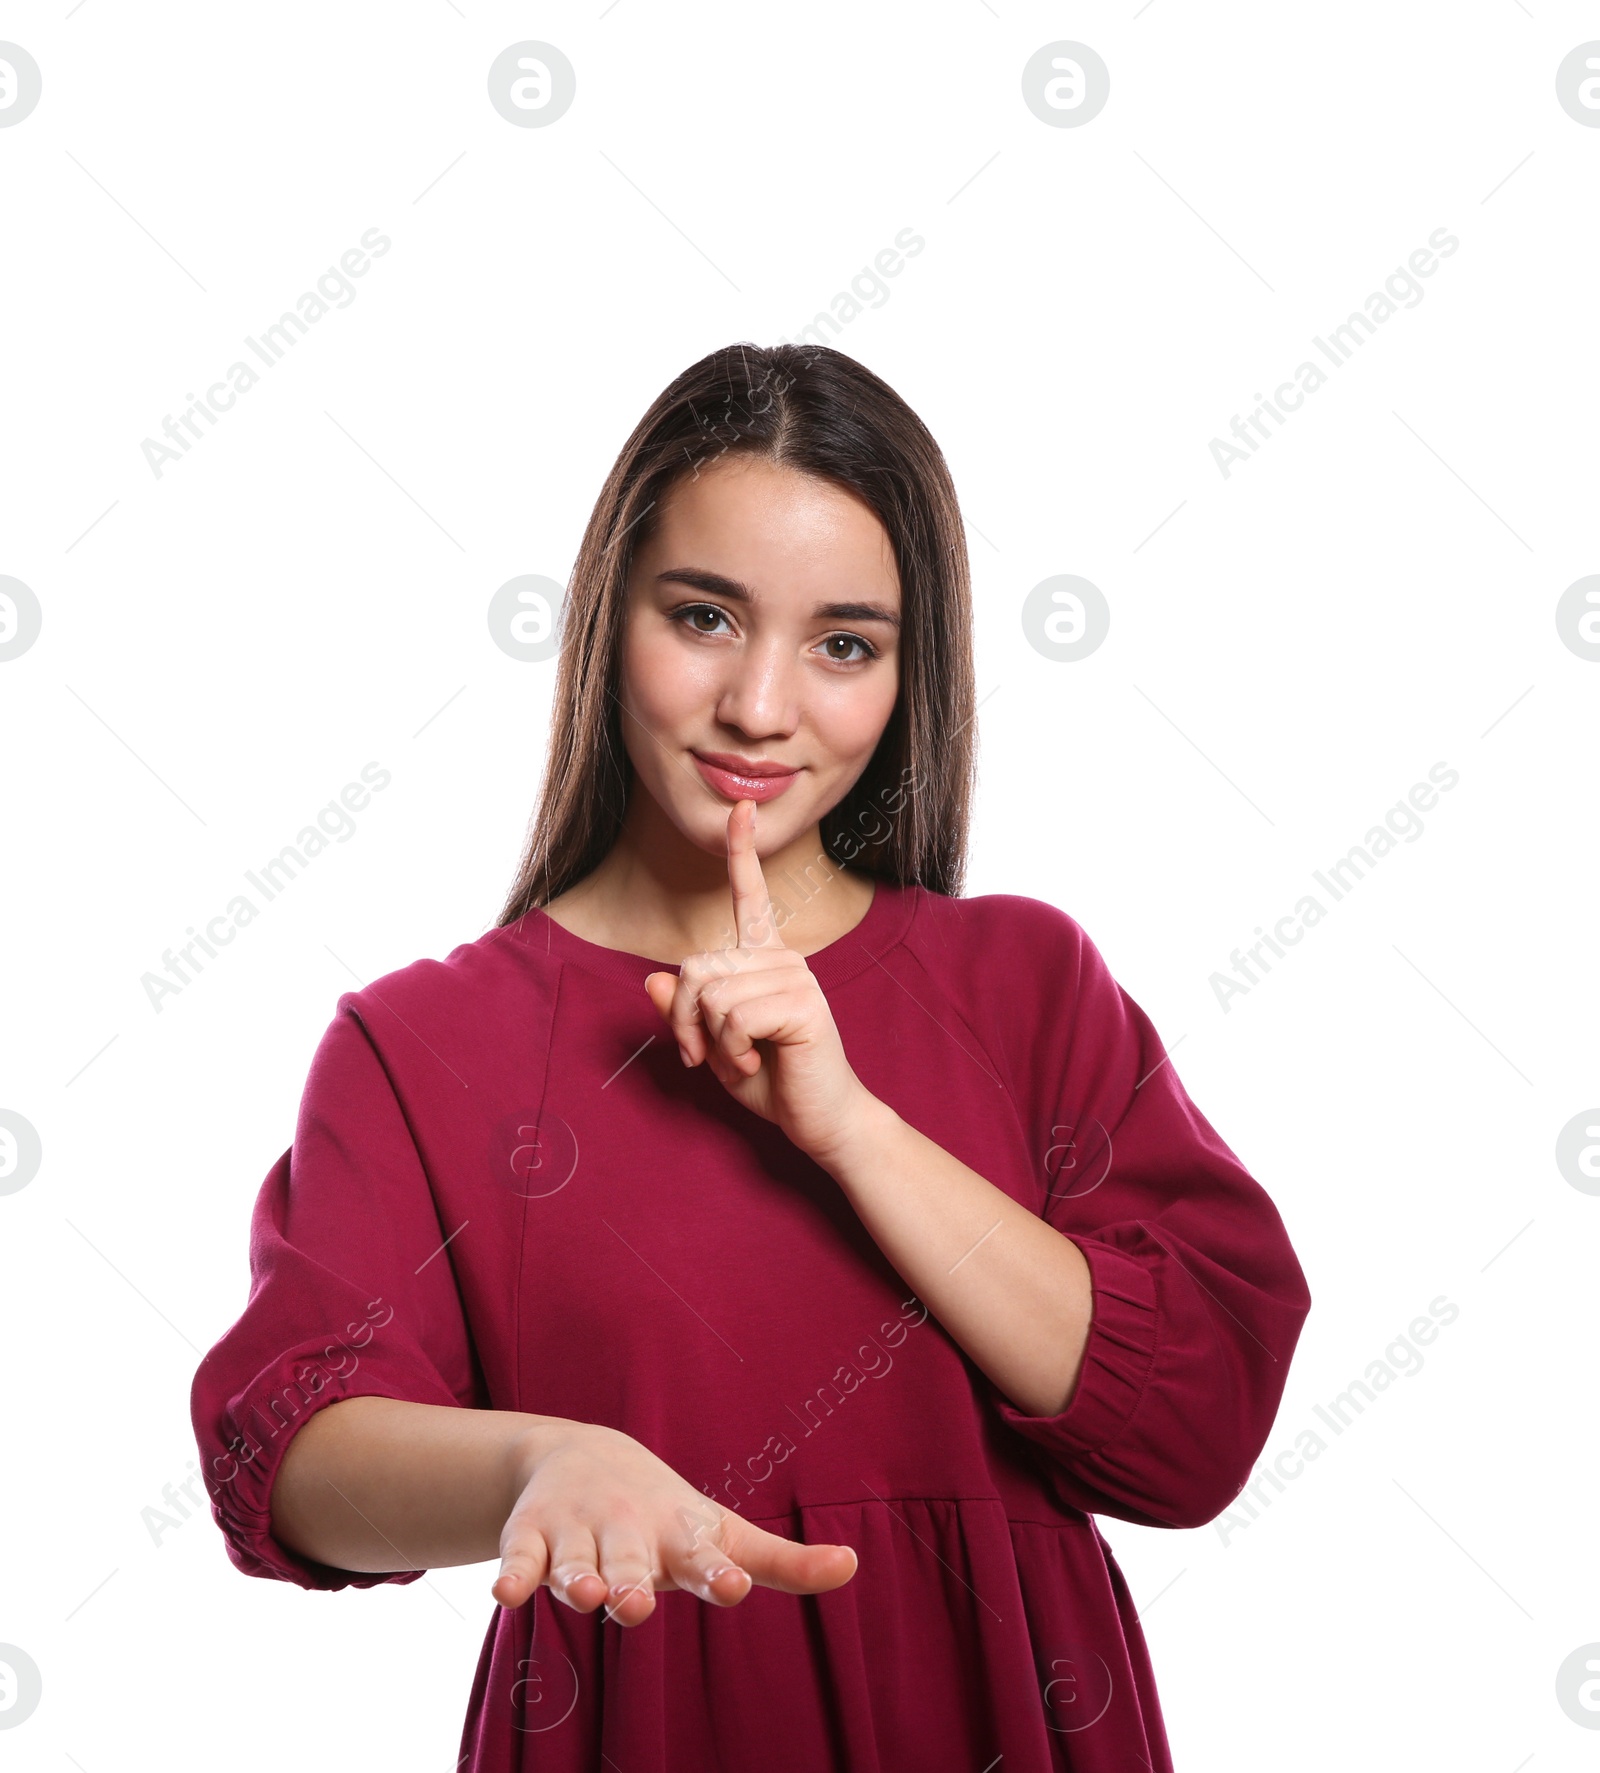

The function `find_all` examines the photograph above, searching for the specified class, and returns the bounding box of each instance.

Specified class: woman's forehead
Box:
[641,460,901,599]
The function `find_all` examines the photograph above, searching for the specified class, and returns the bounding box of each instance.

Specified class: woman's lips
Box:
[691,752,801,803]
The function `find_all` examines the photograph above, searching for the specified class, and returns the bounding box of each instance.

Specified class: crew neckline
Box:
[516,873,917,993]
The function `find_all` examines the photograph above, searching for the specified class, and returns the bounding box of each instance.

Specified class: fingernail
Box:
[679,1044,692,1067]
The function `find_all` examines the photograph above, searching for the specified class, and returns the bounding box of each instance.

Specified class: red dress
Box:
[190,880,1312,1770]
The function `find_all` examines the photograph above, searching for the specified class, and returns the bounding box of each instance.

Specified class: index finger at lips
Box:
[726,799,784,950]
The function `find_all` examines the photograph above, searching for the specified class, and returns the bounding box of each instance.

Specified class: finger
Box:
[494,1512,559,1611]
[668,1541,755,1606]
[667,949,781,1066]
[664,963,714,1066]
[642,1557,752,1606]
[692,954,801,1044]
[720,1516,860,1596]
[543,1526,609,1613]
[594,1527,660,1627]
[642,970,678,1025]
[702,989,806,1068]
[643,968,706,1066]
[727,799,784,951]
[660,1506,755,1606]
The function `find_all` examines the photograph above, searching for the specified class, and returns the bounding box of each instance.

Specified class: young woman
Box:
[190,343,1312,1771]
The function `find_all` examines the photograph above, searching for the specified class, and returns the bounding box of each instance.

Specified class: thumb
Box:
[721,1515,859,1596]
[643,971,677,1020]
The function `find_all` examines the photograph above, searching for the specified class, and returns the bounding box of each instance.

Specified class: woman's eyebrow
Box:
[654,566,901,629]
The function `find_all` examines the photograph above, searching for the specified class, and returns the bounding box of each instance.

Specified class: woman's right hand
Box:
[491,1419,858,1626]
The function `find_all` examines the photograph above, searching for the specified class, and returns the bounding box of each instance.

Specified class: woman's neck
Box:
[541,813,876,964]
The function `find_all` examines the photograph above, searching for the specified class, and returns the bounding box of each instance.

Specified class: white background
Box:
[2,3,1596,1767]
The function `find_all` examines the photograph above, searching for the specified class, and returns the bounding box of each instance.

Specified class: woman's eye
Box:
[818,633,877,664]
[670,604,734,636]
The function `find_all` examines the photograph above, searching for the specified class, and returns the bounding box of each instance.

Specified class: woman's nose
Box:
[714,641,801,739]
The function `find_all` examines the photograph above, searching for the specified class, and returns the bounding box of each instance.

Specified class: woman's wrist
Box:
[806,1089,905,1181]
[506,1413,581,1499]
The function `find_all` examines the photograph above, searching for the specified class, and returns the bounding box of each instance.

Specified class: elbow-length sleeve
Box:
[986,904,1313,1532]
[189,995,486,1591]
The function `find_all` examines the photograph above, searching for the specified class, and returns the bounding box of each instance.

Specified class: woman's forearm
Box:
[818,1096,1096,1419]
[269,1394,572,1574]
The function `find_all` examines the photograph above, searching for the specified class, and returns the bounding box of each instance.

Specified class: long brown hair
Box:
[495,342,976,927]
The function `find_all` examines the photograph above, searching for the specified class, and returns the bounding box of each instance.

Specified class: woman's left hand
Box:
[643,800,878,1167]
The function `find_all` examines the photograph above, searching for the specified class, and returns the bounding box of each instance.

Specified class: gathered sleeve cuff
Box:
[989,1235,1159,1457]
[973,900,1313,1531]
[191,998,487,1592]
[196,1315,466,1592]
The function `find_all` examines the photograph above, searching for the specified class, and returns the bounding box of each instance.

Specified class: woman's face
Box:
[617,453,902,862]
